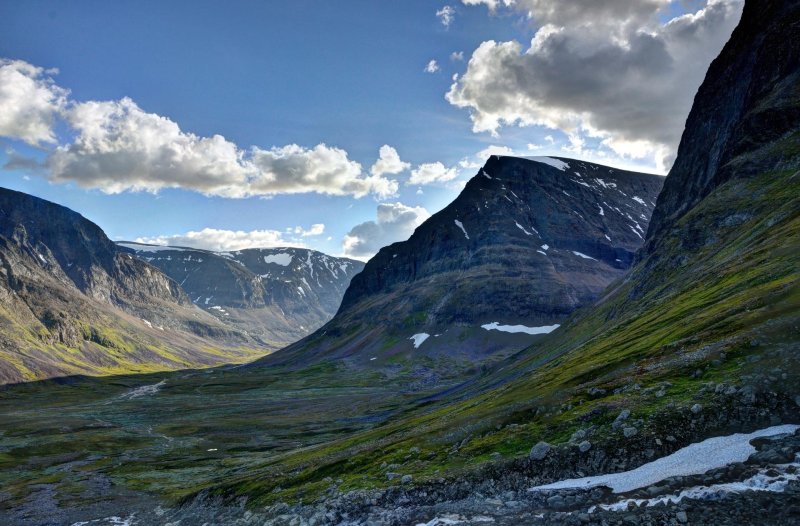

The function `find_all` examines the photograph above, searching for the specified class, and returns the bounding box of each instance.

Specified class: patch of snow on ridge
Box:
[529,424,800,494]
[454,220,469,239]
[264,253,293,266]
[481,322,560,335]
[572,251,597,261]
[515,222,534,236]
[529,156,569,171]
[410,333,430,348]
[632,196,647,205]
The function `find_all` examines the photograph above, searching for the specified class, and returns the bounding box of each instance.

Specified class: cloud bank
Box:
[452,0,744,171]
[0,60,399,199]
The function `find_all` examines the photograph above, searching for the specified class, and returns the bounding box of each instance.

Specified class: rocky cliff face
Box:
[118,243,363,345]
[0,188,261,384]
[646,0,800,252]
[267,157,663,366]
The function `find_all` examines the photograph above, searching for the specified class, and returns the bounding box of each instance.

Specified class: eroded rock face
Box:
[645,0,800,253]
[339,156,664,330]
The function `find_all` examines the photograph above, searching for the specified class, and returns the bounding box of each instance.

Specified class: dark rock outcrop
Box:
[645,0,800,252]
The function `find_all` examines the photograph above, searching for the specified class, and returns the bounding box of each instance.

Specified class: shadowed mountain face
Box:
[0,188,262,384]
[266,157,663,365]
[645,0,800,256]
[117,243,363,346]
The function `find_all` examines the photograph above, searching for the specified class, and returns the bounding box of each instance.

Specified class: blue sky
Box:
[0,0,743,258]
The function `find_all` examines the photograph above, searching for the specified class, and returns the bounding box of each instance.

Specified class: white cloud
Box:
[409,161,458,185]
[447,0,744,171]
[476,145,516,159]
[249,143,398,198]
[0,59,67,145]
[461,0,515,12]
[294,223,325,237]
[450,51,465,61]
[0,60,399,200]
[436,5,456,27]
[370,144,411,177]
[424,60,440,73]
[342,202,431,259]
[135,227,311,252]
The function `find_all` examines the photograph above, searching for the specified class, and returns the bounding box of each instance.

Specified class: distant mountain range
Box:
[0,189,362,383]
[265,156,664,367]
[117,243,363,346]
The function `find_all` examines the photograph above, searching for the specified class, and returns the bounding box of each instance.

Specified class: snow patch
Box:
[454,220,469,240]
[529,424,800,494]
[410,333,430,348]
[593,456,800,512]
[481,322,560,335]
[632,196,647,206]
[264,253,293,266]
[572,251,597,261]
[515,222,534,236]
[541,244,549,251]
[529,156,569,171]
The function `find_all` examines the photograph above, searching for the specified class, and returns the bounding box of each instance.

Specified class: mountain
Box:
[117,243,363,346]
[269,156,663,365]
[189,0,799,518]
[0,188,263,384]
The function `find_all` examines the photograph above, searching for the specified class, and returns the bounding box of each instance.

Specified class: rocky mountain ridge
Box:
[117,243,363,345]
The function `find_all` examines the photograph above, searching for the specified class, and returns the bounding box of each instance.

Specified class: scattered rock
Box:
[691,404,703,414]
[578,441,592,452]
[401,475,412,484]
[571,429,587,442]
[530,442,551,461]
[623,427,638,438]
[676,510,688,523]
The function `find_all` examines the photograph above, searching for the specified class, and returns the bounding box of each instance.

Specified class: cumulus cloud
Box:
[461,0,514,12]
[0,59,67,145]
[424,60,440,73]
[450,51,465,61]
[342,202,431,259]
[0,60,398,199]
[134,227,315,252]
[248,143,397,198]
[294,223,325,237]
[409,162,458,185]
[436,5,456,27]
[370,144,411,177]
[450,0,744,171]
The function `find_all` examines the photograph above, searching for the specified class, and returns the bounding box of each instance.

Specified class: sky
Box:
[0,0,744,260]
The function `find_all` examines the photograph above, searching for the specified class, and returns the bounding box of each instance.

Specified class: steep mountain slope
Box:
[0,188,262,383]
[117,243,363,345]
[269,157,663,365]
